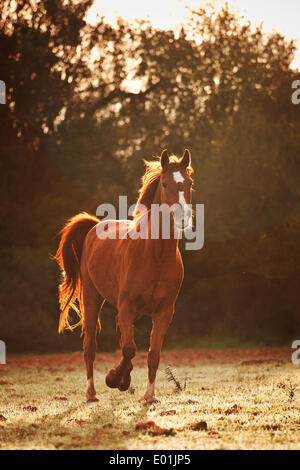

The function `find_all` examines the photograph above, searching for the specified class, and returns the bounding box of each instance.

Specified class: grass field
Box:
[0,347,299,450]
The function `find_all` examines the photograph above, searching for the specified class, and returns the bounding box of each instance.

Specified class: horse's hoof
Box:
[86,386,98,402]
[87,396,99,403]
[118,377,131,392]
[118,383,129,392]
[140,395,160,404]
[105,369,121,388]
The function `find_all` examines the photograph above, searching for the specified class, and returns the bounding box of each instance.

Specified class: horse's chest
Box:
[127,263,183,314]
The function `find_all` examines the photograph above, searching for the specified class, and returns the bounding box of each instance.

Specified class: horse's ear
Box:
[181,149,191,168]
[160,149,169,169]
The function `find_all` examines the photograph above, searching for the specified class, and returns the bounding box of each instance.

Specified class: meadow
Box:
[0,347,299,450]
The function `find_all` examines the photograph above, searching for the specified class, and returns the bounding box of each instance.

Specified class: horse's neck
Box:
[152,181,162,206]
[145,228,178,259]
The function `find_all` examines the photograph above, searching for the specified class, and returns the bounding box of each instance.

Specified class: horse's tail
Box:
[55,212,99,334]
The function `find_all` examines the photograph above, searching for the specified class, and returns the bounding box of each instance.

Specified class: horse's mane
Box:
[133,155,193,218]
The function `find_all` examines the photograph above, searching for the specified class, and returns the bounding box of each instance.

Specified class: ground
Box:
[0,347,299,450]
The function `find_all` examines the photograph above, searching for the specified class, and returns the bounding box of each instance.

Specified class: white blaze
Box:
[172,170,192,229]
[173,170,184,183]
[179,190,187,207]
[173,172,187,206]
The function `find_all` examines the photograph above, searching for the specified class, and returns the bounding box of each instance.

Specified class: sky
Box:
[86,0,300,70]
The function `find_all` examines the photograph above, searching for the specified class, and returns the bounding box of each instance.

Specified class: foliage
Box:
[0,2,299,351]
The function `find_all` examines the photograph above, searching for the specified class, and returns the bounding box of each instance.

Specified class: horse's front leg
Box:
[143,309,173,404]
[106,305,136,392]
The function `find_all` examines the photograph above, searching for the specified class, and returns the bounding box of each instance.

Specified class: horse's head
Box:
[160,149,193,230]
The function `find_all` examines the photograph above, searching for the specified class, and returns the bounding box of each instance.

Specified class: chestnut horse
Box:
[55,149,193,403]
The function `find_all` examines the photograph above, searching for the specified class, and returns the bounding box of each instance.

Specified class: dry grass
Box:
[0,348,299,450]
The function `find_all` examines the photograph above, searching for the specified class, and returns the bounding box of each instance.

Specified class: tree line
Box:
[0,0,299,352]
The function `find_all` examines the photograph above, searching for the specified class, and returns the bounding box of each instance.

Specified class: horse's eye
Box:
[162,182,167,188]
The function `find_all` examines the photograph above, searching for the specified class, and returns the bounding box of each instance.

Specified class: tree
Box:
[0,2,299,351]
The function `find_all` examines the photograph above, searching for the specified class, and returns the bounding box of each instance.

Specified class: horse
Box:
[55,149,194,403]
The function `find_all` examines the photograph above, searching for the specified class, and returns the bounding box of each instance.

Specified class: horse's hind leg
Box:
[82,276,104,402]
[143,310,173,404]
[106,304,136,392]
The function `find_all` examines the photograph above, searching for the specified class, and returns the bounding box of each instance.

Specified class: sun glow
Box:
[86,0,300,70]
